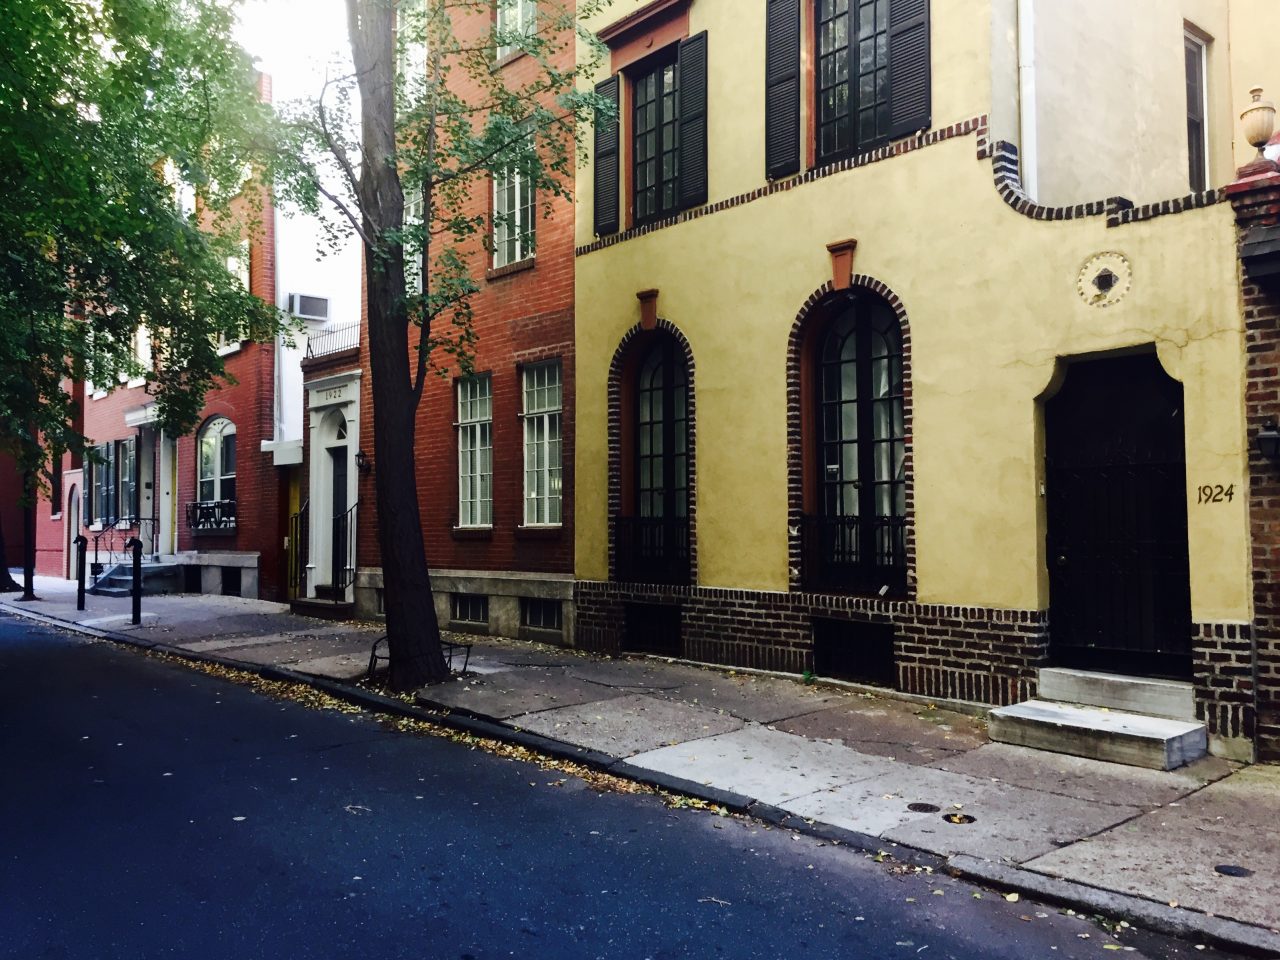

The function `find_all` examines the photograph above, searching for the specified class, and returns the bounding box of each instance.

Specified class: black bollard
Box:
[74,535,87,611]
[127,537,143,626]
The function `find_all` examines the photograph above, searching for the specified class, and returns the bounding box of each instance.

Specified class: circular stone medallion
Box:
[1077,252,1132,308]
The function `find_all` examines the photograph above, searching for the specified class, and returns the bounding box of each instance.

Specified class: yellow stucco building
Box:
[571,0,1280,760]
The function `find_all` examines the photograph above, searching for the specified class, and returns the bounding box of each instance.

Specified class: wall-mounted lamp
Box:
[355,449,374,475]
[1255,423,1280,461]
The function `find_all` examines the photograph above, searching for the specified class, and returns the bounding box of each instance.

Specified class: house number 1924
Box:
[1197,484,1234,504]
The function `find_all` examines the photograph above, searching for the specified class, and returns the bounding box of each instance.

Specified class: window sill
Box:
[492,49,528,71]
[451,526,493,542]
[88,523,104,532]
[216,341,244,357]
[486,257,535,282]
[515,524,562,541]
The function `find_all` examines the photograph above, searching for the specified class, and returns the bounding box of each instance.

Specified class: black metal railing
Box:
[306,322,360,359]
[90,517,160,585]
[288,500,309,596]
[614,516,690,585]
[331,501,359,592]
[186,499,237,532]
[799,514,907,595]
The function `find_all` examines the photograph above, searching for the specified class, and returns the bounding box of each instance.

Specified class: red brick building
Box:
[297,3,577,643]
[22,191,293,598]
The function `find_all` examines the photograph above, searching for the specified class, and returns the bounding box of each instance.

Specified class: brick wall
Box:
[575,580,1048,706]
[353,8,577,581]
[1230,167,1280,762]
[175,190,283,598]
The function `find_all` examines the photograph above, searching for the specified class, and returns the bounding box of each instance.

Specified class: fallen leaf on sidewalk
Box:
[1004,893,1019,903]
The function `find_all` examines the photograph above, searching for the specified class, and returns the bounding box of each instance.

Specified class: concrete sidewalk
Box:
[4,574,1277,953]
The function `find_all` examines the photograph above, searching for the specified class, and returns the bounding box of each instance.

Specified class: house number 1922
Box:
[1197,484,1234,504]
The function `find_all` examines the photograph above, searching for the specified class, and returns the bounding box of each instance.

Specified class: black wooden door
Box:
[329,447,347,590]
[1045,354,1192,679]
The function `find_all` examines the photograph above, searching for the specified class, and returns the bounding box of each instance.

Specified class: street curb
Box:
[606,762,755,813]
[6,598,1280,957]
[948,856,1280,958]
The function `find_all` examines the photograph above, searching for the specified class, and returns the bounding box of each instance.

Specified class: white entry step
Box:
[1038,667,1196,721]
[988,699,1207,771]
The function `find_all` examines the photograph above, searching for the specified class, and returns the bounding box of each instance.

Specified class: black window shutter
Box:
[593,76,621,236]
[764,0,801,179]
[124,437,137,522]
[677,31,709,209]
[83,461,92,525]
[887,0,930,139]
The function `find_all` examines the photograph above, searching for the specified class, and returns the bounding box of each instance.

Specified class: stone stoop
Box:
[88,561,182,598]
[1037,667,1197,721]
[989,669,1207,771]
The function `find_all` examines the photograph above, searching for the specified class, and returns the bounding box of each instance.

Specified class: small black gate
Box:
[1045,353,1192,679]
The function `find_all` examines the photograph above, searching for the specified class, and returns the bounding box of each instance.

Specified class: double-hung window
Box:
[493,137,535,268]
[522,361,562,525]
[495,0,536,60]
[457,375,493,527]
[90,442,117,526]
[1184,27,1209,192]
[85,438,136,526]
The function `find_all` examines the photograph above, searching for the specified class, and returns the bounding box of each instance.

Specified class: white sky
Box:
[234,0,354,105]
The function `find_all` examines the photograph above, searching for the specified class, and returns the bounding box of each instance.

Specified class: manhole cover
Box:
[907,803,940,814]
[1214,864,1254,878]
[942,813,976,825]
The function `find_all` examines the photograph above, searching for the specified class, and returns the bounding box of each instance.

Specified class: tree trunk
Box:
[0,515,21,593]
[348,0,449,691]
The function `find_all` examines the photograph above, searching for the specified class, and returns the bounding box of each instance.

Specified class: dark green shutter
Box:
[677,31,709,209]
[593,76,621,236]
[764,0,801,179]
[105,443,117,524]
[887,0,930,139]
[122,437,137,522]
[83,461,92,525]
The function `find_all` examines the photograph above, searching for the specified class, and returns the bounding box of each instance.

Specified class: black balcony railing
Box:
[799,514,907,595]
[186,499,237,532]
[614,516,690,585]
[306,322,360,359]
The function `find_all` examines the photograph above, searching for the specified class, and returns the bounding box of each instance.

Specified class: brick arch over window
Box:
[786,276,915,596]
[607,318,698,583]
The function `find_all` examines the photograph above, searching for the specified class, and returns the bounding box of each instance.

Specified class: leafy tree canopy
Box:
[0,0,282,482]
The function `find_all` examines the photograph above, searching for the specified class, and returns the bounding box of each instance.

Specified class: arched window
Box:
[617,334,690,584]
[198,417,236,504]
[805,295,905,592]
[637,340,688,521]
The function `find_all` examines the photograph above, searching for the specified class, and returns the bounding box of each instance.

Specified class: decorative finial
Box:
[1242,86,1276,157]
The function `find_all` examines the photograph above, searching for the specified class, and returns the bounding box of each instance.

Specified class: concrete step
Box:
[1039,667,1196,721]
[988,699,1207,771]
[89,561,182,597]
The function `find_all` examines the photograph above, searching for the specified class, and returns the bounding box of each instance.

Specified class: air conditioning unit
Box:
[288,293,330,322]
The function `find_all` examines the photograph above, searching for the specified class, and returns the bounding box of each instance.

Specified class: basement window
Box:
[622,602,682,657]
[451,593,489,626]
[520,597,563,632]
[811,617,896,688]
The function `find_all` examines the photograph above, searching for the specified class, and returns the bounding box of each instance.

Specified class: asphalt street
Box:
[0,614,1240,960]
